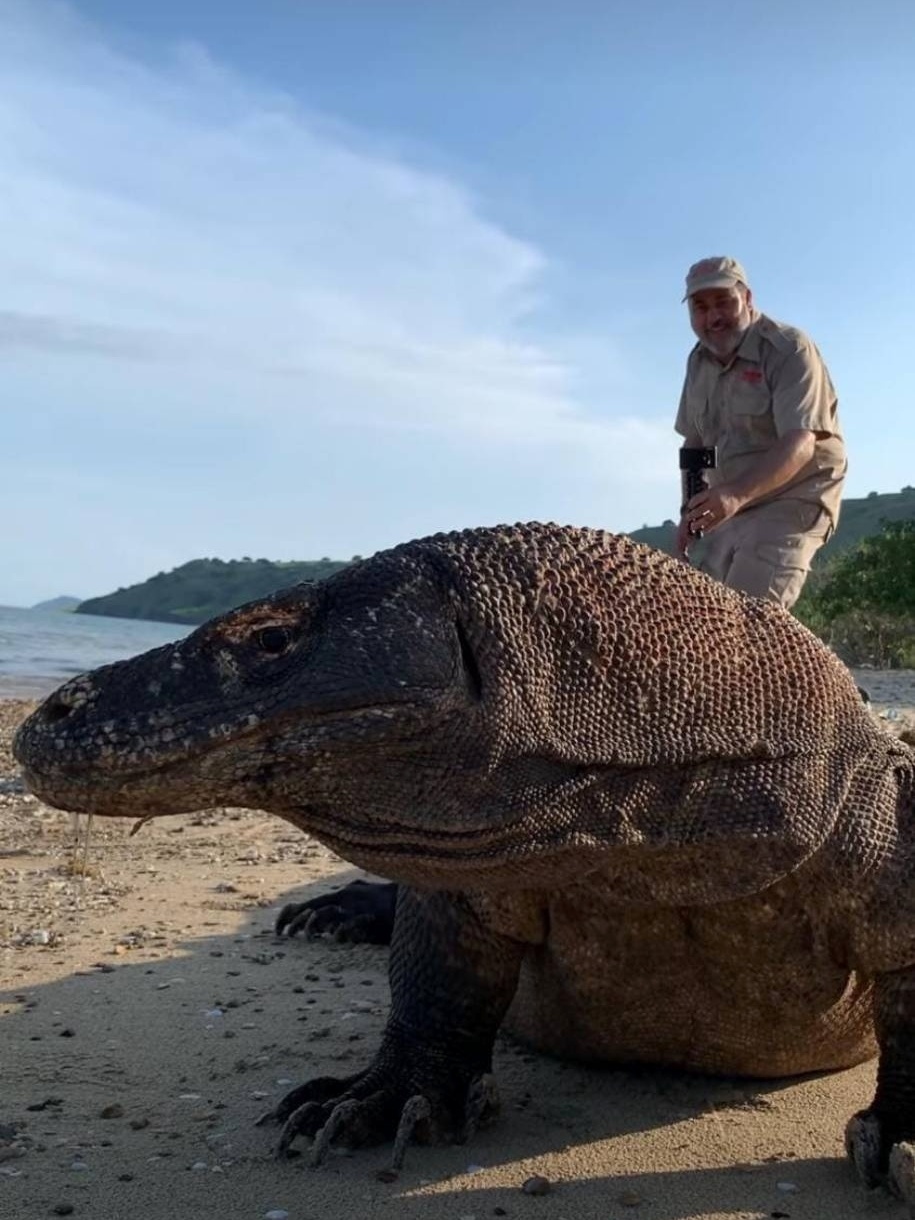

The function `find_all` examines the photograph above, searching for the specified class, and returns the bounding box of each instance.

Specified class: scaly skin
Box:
[12,523,915,1192]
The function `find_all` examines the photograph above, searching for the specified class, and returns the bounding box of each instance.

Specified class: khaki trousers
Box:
[698,499,832,610]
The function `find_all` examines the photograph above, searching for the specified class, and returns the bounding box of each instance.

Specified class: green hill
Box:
[76,489,915,626]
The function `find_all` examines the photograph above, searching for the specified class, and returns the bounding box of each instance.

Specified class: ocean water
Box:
[0,606,191,699]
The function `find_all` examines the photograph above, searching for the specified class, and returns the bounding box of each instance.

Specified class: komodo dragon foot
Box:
[275,879,397,945]
[256,1047,499,1169]
[267,887,515,1169]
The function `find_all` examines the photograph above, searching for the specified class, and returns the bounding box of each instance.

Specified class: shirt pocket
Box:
[729,372,775,444]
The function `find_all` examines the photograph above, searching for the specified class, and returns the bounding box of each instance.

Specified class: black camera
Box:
[679,446,717,536]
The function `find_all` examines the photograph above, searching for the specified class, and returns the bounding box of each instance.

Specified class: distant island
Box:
[31,596,82,613]
[74,488,915,626]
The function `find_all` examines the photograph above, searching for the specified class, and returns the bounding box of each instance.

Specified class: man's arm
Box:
[685,428,816,535]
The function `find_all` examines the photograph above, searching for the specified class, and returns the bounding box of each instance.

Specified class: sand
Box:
[2,677,914,1220]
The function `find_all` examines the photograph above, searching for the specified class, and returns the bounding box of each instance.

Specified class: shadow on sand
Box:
[0,868,898,1220]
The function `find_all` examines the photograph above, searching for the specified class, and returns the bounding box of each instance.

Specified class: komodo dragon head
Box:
[14,524,879,897]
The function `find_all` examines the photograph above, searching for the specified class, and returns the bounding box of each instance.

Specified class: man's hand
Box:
[686,485,745,536]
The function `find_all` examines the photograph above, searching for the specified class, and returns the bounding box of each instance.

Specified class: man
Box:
[675,256,846,610]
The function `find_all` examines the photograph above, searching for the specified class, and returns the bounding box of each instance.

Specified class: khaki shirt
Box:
[674,312,847,526]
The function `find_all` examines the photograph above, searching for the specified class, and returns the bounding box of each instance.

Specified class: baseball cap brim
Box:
[682,273,744,302]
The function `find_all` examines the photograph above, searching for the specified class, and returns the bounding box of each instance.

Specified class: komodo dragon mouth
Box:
[14,696,431,817]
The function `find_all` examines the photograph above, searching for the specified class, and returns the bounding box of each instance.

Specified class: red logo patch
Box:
[740,368,763,384]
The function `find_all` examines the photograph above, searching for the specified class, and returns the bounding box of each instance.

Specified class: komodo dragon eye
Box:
[255,626,293,655]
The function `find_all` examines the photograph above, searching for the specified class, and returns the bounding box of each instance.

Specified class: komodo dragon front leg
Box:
[846,969,915,1209]
[262,885,525,1168]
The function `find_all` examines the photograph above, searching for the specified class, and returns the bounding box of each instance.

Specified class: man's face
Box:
[688,285,753,358]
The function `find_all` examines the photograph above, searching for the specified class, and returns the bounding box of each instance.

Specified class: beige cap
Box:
[682,255,749,301]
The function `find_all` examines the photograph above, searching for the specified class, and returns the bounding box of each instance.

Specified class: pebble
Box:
[70,1160,88,1172]
[99,1104,123,1119]
[264,1211,290,1220]
[521,1175,551,1196]
[190,1161,207,1172]
[51,1206,75,1216]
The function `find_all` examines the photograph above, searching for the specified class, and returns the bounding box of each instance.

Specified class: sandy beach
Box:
[3,678,915,1220]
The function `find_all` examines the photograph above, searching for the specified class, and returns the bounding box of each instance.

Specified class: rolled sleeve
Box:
[674,377,691,437]
[771,340,838,437]
[674,349,701,437]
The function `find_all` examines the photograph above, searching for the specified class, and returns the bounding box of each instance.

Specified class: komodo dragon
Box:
[12,523,915,1199]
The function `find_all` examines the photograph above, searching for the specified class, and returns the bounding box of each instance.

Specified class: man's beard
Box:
[701,311,752,358]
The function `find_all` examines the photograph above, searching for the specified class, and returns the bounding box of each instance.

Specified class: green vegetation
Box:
[794,520,915,668]
[76,557,350,625]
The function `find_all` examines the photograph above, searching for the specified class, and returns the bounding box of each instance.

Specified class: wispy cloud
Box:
[1,0,676,604]
[1,1,650,433]
[0,310,186,359]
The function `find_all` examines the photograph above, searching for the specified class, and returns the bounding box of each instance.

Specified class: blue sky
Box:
[4,0,914,605]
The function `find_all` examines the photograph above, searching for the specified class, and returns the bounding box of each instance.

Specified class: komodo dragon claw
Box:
[259,1066,498,1169]
[275,879,397,945]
